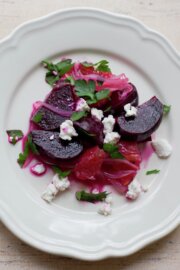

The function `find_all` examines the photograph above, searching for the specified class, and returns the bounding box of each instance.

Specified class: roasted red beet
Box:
[31,130,83,160]
[117,96,163,142]
[111,83,138,114]
[45,82,75,111]
[74,146,106,180]
[74,116,104,146]
[31,107,67,130]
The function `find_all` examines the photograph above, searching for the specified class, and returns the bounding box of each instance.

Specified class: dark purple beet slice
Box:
[31,107,67,130]
[117,96,163,142]
[111,83,138,114]
[31,130,83,160]
[74,116,104,146]
[45,83,75,111]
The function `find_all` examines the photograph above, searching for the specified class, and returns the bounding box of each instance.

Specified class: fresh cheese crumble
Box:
[31,163,46,174]
[42,174,70,203]
[98,203,112,216]
[151,139,172,158]
[126,178,142,200]
[104,132,120,144]
[102,115,115,134]
[76,98,90,112]
[124,103,137,117]
[59,120,78,140]
[91,108,104,121]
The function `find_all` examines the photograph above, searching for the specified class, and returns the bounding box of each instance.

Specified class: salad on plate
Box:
[6,58,172,216]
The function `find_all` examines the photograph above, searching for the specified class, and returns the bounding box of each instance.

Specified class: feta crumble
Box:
[42,174,70,203]
[126,178,142,200]
[59,120,78,140]
[102,115,115,134]
[32,163,46,174]
[91,108,104,121]
[98,203,112,216]
[76,98,90,112]
[151,139,172,158]
[124,103,137,117]
[104,132,120,144]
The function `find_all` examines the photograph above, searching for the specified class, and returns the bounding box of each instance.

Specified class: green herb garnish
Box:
[94,60,111,72]
[163,104,171,115]
[6,130,24,145]
[42,59,74,86]
[17,135,39,167]
[65,76,75,85]
[76,190,109,203]
[146,169,160,175]
[95,89,110,101]
[52,166,71,179]
[103,143,124,159]
[74,79,110,104]
[32,112,43,123]
[71,111,87,121]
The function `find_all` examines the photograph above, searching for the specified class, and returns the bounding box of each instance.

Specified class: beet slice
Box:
[111,83,138,114]
[45,83,75,111]
[32,107,67,130]
[74,116,104,146]
[31,130,83,160]
[117,96,163,142]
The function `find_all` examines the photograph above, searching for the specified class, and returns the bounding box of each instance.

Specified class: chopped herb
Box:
[45,72,59,86]
[76,190,109,203]
[32,112,43,123]
[52,166,71,179]
[42,59,74,86]
[17,135,39,167]
[75,80,110,105]
[95,89,110,101]
[65,76,75,85]
[163,104,171,115]
[71,111,87,121]
[103,143,124,159]
[146,169,160,175]
[81,61,93,67]
[74,80,96,102]
[94,60,111,72]
[6,130,24,145]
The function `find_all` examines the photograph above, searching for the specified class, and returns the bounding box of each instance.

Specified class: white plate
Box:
[0,8,179,260]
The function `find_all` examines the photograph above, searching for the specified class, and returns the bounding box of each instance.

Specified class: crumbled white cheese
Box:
[151,139,172,158]
[98,203,112,216]
[42,174,70,203]
[124,103,137,117]
[91,108,104,121]
[50,134,55,140]
[59,120,78,140]
[32,163,46,174]
[52,174,70,191]
[104,195,113,204]
[102,115,115,134]
[76,98,90,112]
[104,132,120,144]
[126,178,142,200]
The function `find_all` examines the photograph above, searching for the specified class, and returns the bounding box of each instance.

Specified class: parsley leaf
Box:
[95,89,110,101]
[32,112,43,123]
[94,60,111,72]
[17,135,39,167]
[45,72,59,86]
[56,59,73,76]
[6,130,24,145]
[146,169,160,175]
[76,190,109,203]
[52,166,71,179]
[71,111,87,121]
[163,104,171,115]
[103,143,124,159]
[65,76,75,85]
[74,80,96,102]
